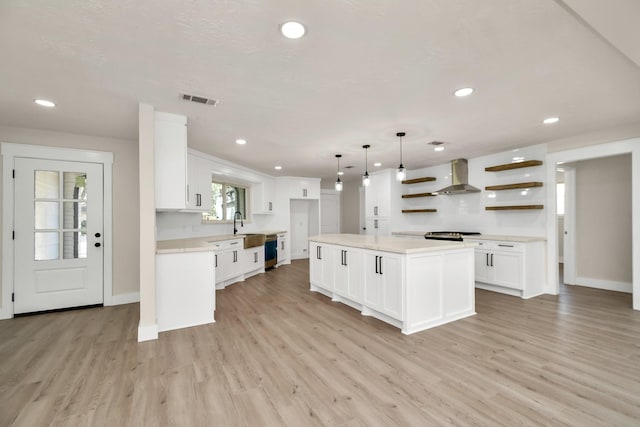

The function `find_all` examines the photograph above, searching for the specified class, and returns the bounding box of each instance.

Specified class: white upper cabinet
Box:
[185,154,213,213]
[252,177,275,214]
[365,170,391,218]
[287,177,321,199]
[154,112,187,210]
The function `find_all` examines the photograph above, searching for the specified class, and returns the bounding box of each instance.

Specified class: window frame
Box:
[202,180,250,223]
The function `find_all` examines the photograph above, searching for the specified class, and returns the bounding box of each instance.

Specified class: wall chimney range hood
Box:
[433,158,481,195]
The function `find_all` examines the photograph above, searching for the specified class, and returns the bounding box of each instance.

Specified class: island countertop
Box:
[309,233,477,254]
[392,231,546,243]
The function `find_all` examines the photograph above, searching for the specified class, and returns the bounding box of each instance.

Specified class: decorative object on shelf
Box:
[485,160,543,172]
[334,154,343,192]
[485,205,544,211]
[402,209,437,213]
[401,192,435,198]
[395,132,406,181]
[485,182,543,191]
[362,144,371,187]
[401,176,436,184]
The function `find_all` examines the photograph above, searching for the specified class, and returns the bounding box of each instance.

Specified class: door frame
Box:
[545,137,639,310]
[1,143,113,319]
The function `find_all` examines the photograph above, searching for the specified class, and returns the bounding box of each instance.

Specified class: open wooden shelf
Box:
[485,205,544,211]
[485,160,543,172]
[401,177,436,184]
[402,209,437,213]
[401,192,436,199]
[485,182,543,191]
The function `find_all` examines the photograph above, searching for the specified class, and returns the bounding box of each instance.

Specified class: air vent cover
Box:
[180,93,218,106]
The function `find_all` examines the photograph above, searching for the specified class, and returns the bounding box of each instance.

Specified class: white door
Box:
[14,158,104,314]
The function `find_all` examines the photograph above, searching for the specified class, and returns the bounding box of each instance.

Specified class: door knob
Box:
[95,232,101,238]
[95,242,101,247]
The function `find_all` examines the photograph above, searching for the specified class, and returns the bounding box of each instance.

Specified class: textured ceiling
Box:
[1,0,639,181]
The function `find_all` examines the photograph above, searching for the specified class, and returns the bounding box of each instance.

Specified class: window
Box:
[202,181,249,221]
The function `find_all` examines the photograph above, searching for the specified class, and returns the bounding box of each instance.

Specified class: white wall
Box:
[340,179,361,234]
[574,154,632,285]
[394,144,548,236]
[0,125,140,300]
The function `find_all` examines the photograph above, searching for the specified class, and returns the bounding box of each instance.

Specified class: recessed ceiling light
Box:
[454,87,474,97]
[337,171,344,176]
[280,21,306,39]
[235,139,247,145]
[373,162,382,167]
[543,117,559,124]
[274,166,282,170]
[434,146,444,152]
[34,99,56,107]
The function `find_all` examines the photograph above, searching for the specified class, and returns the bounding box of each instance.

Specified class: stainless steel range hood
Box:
[433,158,481,195]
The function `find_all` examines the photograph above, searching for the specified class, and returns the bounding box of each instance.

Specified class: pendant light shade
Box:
[396,132,406,181]
[334,154,343,191]
[362,145,371,187]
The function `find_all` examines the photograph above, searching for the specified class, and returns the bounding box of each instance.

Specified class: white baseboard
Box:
[137,322,158,342]
[573,277,632,293]
[105,292,140,306]
[0,303,12,320]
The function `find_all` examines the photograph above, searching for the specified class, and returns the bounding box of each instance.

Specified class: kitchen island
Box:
[309,234,477,334]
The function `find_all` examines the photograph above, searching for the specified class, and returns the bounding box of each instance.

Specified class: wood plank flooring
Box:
[1,260,639,426]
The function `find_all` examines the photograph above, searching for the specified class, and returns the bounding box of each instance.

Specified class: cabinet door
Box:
[154,112,187,210]
[222,249,243,280]
[365,172,390,218]
[492,251,522,289]
[322,246,335,292]
[243,247,264,273]
[185,155,213,212]
[277,233,289,263]
[365,218,389,236]
[310,242,324,287]
[334,249,349,296]
[364,253,383,309]
[346,249,364,303]
[380,254,403,320]
[214,252,225,284]
[474,249,491,283]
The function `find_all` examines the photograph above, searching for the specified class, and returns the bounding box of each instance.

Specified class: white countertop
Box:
[309,234,477,254]
[392,231,546,243]
[156,231,287,254]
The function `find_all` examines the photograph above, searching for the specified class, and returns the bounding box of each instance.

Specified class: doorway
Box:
[1,143,113,319]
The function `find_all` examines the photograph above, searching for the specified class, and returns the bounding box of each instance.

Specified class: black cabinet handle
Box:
[215,254,218,268]
[379,256,383,275]
[95,232,101,238]
[94,242,101,247]
[375,256,379,274]
[490,253,494,267]
[486,253,489,266]
[498,244,514,248]
[343,250,347,266]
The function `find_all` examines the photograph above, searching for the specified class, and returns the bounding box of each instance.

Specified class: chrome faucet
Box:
[233,211,243,235]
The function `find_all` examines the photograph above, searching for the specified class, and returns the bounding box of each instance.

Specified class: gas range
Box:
[424,231,481,242]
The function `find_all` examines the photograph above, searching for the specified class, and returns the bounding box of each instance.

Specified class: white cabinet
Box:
[156,251,215,332]
[211,238,243,287]
[276,232,290,266]
[334,247,364,304]
[185,154,212,212]
[154,112,188,210]
[222,248,243,282]
[365,171,391,218]
[287,177,321,199]
[364,251,403,320]
[243,245,265,275]
[467,239,546,298]
[309,242,326,288]
[365,218,390,236]
[252,178,275,214]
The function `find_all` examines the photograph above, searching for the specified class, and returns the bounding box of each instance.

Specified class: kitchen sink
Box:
[240,233,266,249]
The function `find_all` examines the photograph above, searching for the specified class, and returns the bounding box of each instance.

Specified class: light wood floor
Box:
[1,261,640,426]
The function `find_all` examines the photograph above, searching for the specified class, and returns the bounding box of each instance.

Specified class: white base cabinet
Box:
[156,251,215,333]
[467,239,545,299]
[309,239,475,334]
[213,238,266,289]
[276,232,290,267]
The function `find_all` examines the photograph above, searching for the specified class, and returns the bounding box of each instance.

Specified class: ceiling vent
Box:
[429,141,445,146]
[180,93,218,106]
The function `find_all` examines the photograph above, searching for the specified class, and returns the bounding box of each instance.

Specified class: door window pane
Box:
[35,232,59,261]
[35,201,59,229]
[63,231,87,259]
[35,171,59,199]
[63,172,87,200]
[63,202,87,229]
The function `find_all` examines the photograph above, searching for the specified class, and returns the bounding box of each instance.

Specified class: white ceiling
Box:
[1,0,639,182]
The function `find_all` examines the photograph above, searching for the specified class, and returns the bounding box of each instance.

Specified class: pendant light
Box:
[362,144,371,187]
[395,131,406,181]
[334,154,343,191]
